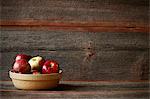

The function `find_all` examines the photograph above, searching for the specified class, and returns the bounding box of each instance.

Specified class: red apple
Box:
[15,54,32,61]
[42,60,59,74]
[32,70,41,74]
[13,59,31,74]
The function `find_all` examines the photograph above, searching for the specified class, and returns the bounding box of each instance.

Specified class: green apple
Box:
[28,56,45,71]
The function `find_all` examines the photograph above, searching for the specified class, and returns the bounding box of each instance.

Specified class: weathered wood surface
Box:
[0,30,149,80]
[0,81,149,99]
[1,31,148,51]
[1,0,148,22]
[0,0,149,81]
[0,0,149,33]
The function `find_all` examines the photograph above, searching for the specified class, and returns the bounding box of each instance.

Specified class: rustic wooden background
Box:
[0,0,149,81]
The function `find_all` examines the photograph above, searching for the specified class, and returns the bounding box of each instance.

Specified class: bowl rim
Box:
[9,70,62,81]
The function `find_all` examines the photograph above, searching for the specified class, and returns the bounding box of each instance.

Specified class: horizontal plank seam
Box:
[0,90,149,95]
[0,80,149,83]
[0,49,148,53]
[0,20,148,27]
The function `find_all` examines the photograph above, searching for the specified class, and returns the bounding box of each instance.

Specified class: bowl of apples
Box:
[9,54,62,90]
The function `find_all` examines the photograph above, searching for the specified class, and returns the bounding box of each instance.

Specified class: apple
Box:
[32,70,41,74]
[28,56,45,71]
[13,59,31,74]
[15,54,32,61]
[42,60,59,74]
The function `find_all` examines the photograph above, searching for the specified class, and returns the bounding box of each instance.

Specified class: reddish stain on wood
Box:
[0,20,148,33]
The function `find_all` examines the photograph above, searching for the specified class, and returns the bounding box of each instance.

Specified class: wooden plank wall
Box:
[0,0,149,81]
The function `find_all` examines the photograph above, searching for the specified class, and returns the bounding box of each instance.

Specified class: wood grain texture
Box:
[0,81,149,99]
[1,0,148,22]
[1,0,149,33]
[0,0,149,81]
[1,30,148,52]
[0,30,149,80]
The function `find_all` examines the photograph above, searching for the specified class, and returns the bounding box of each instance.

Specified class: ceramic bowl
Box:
[9,70,62,90]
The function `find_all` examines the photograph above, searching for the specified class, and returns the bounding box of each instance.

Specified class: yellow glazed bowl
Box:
[9,70,62,90]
